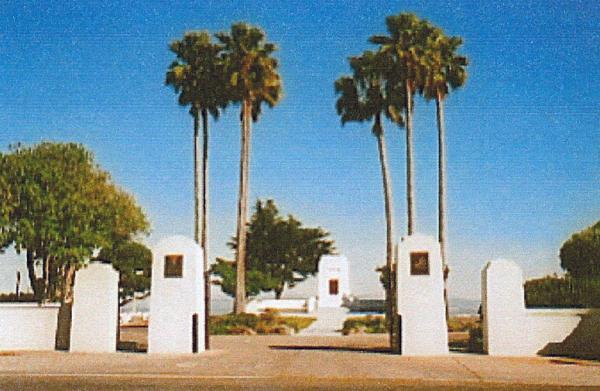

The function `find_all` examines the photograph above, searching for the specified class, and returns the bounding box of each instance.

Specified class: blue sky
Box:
[0,1,598,301]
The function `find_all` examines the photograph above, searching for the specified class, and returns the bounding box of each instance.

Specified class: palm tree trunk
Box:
[193,107,200,244]
[374,114,397,353]
[201,108,211,349]
[234,98,251,314]
[405,80,415,235]
[436,91,450,321]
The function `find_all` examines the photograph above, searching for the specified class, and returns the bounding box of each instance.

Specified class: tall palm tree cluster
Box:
[165,13,466,353]
[335,13,468,352]
[166,23,282,348]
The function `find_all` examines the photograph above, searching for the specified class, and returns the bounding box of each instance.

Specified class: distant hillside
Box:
[449,297,480,316]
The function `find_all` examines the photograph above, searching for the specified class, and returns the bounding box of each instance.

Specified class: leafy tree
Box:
[212,199,334,300]
[335,50,403,351]
[560,220,600,279]
[216,23,283,313]
[0,142,149,349]
[166,30,227,349]
[211,257,277,299]
[371,13,430,235]
[98,241,152,305]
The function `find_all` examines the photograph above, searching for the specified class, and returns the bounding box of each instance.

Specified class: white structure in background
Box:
[0,303,59,350]
[482,259,587,356]
[396,234,449,356]
[317,255,350,308]
[70,262,119,353]
[148,236,205,354]
[246,296,317,314]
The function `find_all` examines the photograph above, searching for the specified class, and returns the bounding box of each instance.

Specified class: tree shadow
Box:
[538,310,600,361]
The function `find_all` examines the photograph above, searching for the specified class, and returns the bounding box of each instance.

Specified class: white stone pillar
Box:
[148,236,205,354]
[396,234,448,355]
[70,262,119,353]
[481,259,527,356]
[317,255,350,308]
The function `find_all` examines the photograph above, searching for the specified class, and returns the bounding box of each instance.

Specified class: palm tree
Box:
[166,31,227,348]
[422,30,468,319]
[216,23,282,314]
[335,50,404,352]
[371,13,429,235]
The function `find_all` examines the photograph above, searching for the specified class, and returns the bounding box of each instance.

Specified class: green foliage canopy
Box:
[560,220,600,278]
[216,22,282,121]
[212,199,335,299]
[335,50,405,133]
[165,30,227,120]
[98,241,152,304]
[0,142,149,301]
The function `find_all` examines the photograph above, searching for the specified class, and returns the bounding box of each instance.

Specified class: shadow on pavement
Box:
[269,344,392,354]
[538,310,600,361]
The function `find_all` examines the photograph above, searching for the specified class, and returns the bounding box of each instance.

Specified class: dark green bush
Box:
[0,292,36,302]
[525,275,600,308]
[467,325,483,353]
[209,311,315,335]
[209,313,260,335]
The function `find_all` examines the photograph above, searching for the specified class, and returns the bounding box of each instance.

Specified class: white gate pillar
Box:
[148,236,205,353]
[396,234,449,355]
[70,262,119,353]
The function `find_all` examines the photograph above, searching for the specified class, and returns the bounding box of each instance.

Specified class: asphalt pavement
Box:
[0,335,598,390]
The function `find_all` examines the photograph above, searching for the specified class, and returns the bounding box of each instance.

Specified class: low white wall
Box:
[482,259,588,356]
[0,303,59,350]
[522,309,586,355]
[247,298,315,313]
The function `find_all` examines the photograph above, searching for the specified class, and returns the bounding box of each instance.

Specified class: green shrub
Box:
[447,316,479,332]
[278,316,316,332]
[467,325,483,353]
[342,315,386,335]
[0,292,36,302]
[209,313,259,335]
[209,312,315,335]
[525,275,600,308]
[259,308,280,323]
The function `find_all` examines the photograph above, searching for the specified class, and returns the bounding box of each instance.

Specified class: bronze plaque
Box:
[164,254,183,278]
[410,252,429,275]
[329,279,339,295]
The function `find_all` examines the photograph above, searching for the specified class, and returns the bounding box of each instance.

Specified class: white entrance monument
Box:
[148,236,205,354]
[396,234,449,355]
[318,255,350,308]
[70,262,119,353]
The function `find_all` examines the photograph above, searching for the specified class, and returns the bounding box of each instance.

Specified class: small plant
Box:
[447,316,479,332]
[0,292,36,302]
[467,325,483,353]
[342,315,386,335]
[209,311,315,335]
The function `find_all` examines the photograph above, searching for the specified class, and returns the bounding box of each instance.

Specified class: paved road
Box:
[298,307,351,335]
[0,335,598,390]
